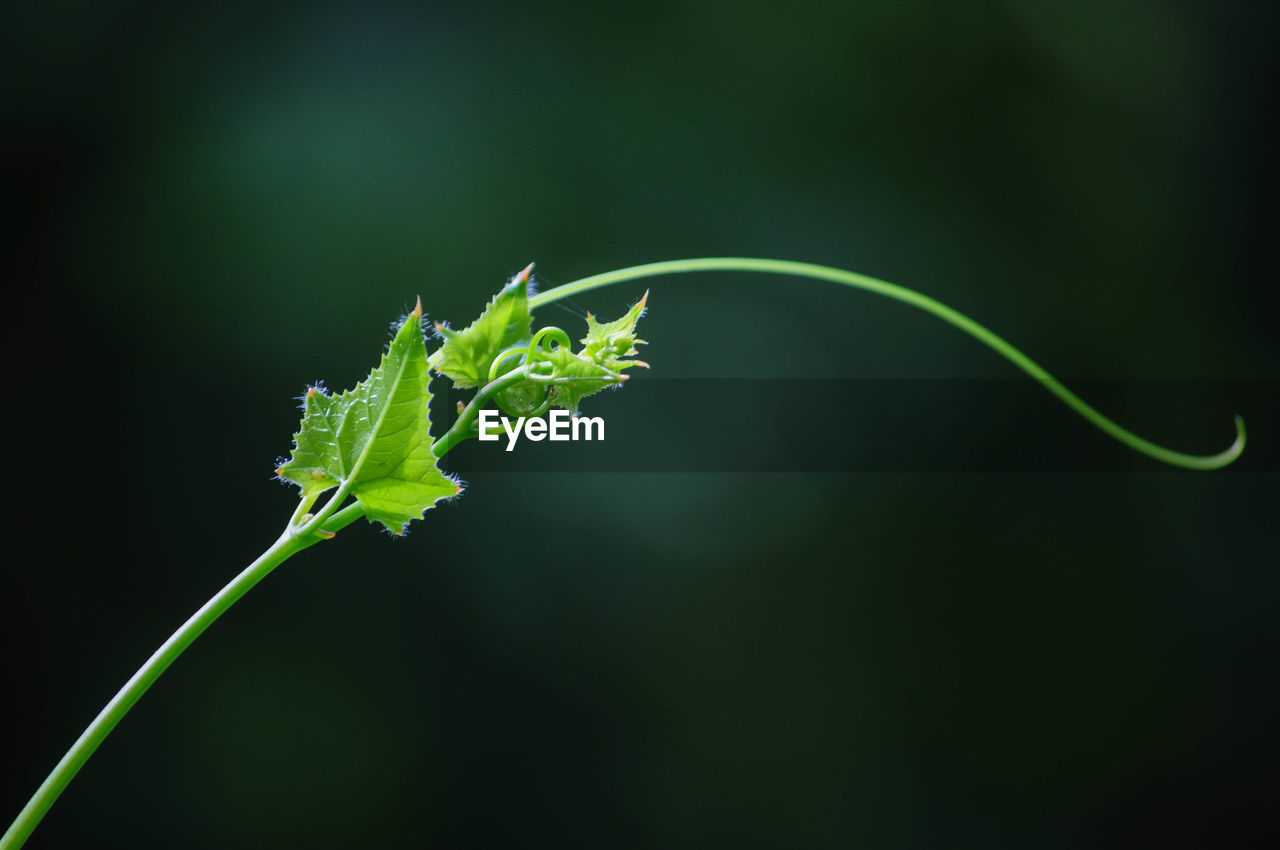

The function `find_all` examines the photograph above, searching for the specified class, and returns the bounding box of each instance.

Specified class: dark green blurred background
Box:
[3,1,1277,846]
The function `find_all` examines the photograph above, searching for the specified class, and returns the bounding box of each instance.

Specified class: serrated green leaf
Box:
[278,304,461,533]
[277,387,345,497]
[581,290,648,364]
[434,270,533,388]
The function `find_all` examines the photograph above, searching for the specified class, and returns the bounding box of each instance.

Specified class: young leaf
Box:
[581,290,648,365]
[538,347,629,414]
[501,292,650,415]
[434,266,534,388]
[277,386,345,497]
[278,301,462,533]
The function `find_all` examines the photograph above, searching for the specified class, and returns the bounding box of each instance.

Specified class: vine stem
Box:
[5,255,1247,849]
[2,528,298,848]
[431,366,534,457]
[525,257,1246,470]
[2,494,365,849]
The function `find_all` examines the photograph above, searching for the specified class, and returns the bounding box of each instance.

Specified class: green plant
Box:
[1,258,1245,849]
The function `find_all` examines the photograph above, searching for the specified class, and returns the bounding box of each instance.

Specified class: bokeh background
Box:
[3,1,1277,846]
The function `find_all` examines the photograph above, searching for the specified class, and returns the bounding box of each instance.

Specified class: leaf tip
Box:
[410,296,423,320]
[515,262,535,285]
[446,471,467,498]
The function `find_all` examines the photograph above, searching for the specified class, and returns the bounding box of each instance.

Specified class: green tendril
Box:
[526,326,572,363]
[529,257,1245,471]
[487,345,527,383]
